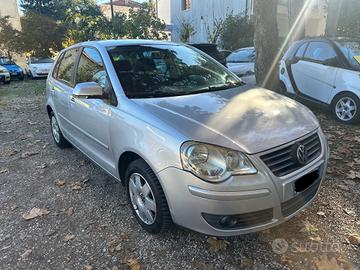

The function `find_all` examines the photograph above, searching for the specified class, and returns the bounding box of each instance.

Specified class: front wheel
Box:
[332,93,360,124]
[126,159,172,234]
[50,112,71,148]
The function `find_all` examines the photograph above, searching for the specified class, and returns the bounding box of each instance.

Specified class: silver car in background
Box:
[46,40,329,236]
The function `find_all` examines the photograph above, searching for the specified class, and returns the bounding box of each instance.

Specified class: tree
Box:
[19,12,66,56]
[126,2,168,40]
[0,16,21,59]
[220,13,254,51]
[288,0,305,42]
[62,0,110,46]
[20,0,67,20]
[325,0,360,37]
[179,19,196,43]
[207,17,224,44]
[254,0,279,88]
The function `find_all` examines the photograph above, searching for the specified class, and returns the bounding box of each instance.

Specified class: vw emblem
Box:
[296,144,308,165]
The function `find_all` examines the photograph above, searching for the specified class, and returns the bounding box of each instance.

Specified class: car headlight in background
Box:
[181,142,257,183]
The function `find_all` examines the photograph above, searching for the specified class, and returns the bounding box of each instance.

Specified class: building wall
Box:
[0,0,21,30]
[100,4,139,19]
[171,0,252,43]
[0,0,25,66]
[170,0,326,45]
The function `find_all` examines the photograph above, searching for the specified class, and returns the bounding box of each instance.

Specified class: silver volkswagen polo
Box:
[46,40,329,236]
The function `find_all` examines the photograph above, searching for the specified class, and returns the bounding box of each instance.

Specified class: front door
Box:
[292,41,338,104]
[68,47,117,175]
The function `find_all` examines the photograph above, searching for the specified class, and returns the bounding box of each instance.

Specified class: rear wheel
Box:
[332,93,360,124]
[50,112,71,148]
[126,159,172,234]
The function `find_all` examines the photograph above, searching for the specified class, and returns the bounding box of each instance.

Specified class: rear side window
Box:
[304,42,337,63]
[56,48,79,84]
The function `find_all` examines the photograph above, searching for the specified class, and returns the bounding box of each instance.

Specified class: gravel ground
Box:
[0,80,359,270]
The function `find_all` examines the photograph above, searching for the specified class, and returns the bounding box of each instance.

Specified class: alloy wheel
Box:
[128,173,157,225]
[51,116,61,143]
[335,97,357,121]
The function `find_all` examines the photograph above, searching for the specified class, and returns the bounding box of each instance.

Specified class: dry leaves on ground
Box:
[347,234,360,245]
[314,255,342,270]
[300,220,318,234]
[127,259,140,270]
[65,207,74,217]
[54,179,66,187]
[22,208,49,220]
[207,237,229,252]
[84,265,94,270]
[20,249,32,259]
[64,234,75,242]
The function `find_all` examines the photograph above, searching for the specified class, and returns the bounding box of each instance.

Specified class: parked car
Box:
[0,57,24,80]
[26,57,54,79]
[280,37,360,124]
[189,43,227,66]
[226,47,255,77]
[0,65,11,84]
[46,40,329,236]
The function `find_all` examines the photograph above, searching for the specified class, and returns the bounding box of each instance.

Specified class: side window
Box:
[295,43,307,58]
[76,47,117,105]
[304,42,337,63]
[57,48,79,85]
[52,53,64,79]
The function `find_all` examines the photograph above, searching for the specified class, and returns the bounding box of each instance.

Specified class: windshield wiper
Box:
[208,81,245,91]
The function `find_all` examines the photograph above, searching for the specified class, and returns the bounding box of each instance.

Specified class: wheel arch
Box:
[46,105,53,118]
[330,90,360,106]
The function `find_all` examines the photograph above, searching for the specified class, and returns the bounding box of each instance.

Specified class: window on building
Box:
[182,0,191,10]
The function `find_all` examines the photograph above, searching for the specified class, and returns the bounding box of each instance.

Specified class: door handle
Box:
[70,96,76,103]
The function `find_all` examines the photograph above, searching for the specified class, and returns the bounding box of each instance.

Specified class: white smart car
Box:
[26,57,54,79]
[280,37,360,124]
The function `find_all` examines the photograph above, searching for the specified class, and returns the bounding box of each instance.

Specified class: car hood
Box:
[132,87,319,154]
[3,64,21,71]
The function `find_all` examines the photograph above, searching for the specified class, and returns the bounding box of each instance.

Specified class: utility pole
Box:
[110,0,114,20]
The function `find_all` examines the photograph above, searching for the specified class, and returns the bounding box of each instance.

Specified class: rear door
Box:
[50,48,80,136]
[68,47,117,174]
[291,41,338,103]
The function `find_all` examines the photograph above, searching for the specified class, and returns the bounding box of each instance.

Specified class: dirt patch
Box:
[0,80,359,270]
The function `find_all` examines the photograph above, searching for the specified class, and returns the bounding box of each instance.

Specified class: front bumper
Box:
[157,130,329,236]
[32,70,49,77]
[9,71,23,78]
[0,73,10,82]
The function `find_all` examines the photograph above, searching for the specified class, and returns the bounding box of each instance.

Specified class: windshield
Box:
[107,44,243,99]
[227,49,255,63]
[30,57,54,64]
[0,58,15,65]
[336,40,360,69]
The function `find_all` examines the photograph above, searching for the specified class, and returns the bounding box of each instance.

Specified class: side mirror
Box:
[73,82,104,99]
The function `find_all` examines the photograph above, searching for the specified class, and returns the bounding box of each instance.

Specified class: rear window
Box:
[55,48,79,85]
[227,49,255,63]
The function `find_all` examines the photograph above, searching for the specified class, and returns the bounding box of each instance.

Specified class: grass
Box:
[0,79,46,99]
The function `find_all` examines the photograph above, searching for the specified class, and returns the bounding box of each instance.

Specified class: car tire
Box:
[50,112,71,148]
[4,81,10,85]
[125,159,172,234]
[279,81,287,95]
[332,92,360,124]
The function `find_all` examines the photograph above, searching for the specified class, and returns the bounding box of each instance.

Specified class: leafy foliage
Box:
[179,19,196,43]
[206,18,224,44]
[126,2,168,40]
[0,16,21,59]
[220,13,254,51]
[8,0,168,56]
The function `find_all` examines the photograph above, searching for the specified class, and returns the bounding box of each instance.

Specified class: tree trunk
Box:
[254,0,279,89]
[289,0,305,41]
[325,0,343,37]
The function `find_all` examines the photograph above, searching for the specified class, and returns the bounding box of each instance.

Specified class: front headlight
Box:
[180,142,257,182]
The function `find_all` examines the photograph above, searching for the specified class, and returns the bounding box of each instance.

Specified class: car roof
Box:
[68,39,179,49]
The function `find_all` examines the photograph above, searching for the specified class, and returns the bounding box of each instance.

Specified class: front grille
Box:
[202,208,273,230]
[260,133,321,177]
[281,178,321,217]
